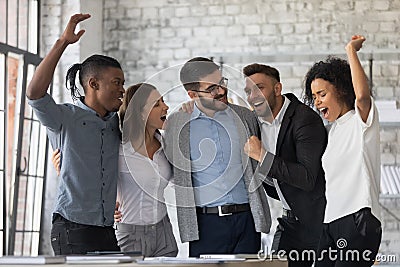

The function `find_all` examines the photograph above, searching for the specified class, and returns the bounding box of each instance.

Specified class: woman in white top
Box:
[304,36,381,266]
[115,83,178,257]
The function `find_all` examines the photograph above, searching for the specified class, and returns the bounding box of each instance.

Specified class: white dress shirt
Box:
[117,133,172,225]
[259,96,292,210]
[322,98,381,223]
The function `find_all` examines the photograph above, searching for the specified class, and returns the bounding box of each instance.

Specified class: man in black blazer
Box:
[243,63,327,267]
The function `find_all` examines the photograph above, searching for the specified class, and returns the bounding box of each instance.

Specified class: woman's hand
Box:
[114,201,122,222]
[51,149,61,176]
[346,35,365,52]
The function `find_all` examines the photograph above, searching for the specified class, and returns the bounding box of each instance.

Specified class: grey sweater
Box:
[163,103,272,243]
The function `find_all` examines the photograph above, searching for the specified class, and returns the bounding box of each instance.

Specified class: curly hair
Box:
[303,56,356,110]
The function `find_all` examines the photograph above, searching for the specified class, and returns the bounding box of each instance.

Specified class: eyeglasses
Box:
[191,77,228,96]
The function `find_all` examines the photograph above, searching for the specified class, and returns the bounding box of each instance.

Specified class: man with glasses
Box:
[163,57,271,257]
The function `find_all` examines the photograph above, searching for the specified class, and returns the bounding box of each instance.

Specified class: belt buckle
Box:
[218,206,232,217]
[283,209,289,217]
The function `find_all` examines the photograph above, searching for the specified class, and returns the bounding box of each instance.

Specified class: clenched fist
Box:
[244,136,266,162]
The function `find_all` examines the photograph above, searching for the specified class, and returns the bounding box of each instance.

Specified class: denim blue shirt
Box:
[190,104,248,207]
[28,94,120,226]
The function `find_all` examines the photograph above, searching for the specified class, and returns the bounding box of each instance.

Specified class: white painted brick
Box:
[225,5,241,15]
[280,24,294,34]
[208,6,224,16]
[370,11,399,22]
[241,3,257,14]
[256,3,271,13]
[362,22,380,33]
[376,87,394,98]
[210,26,226,37]
[176,28,192,37]
[136,0,165,7]
[190,6,208,17]
[354,1,371,11]
[144,28,159,38]
[193,27,209,37]
[108,7,126,19]
[244,25,261,35]
[142,7,158,19]
[381,130,397,143]
[104,20,117,32]
[373,0,390,10]
[158,37,184,49]
[235,15,263,25]
[201,16,233,26]
[103,41,119,51]
[395,87,400,97]
[295,23,312,34]
[159,7,175,18]
[104,1,117,8]
[283,78,302,89]
[127,8,141,18]
[227,25,243,36]
[241,46,260,53]
[295,2,313,11]
[48,6,61,17]
[170,17,200,27]
[44,0,61,5]
[175,7,190,17]
[174,48,191,59]
[267,12,297,23]
[382,65,399,77]
[293,44,313,52]
[261,25,278,35]
[272,2,288,12]
[338,1,355,11]
[381,153,396,165]
[380,22,397,32]
[292,65,310,78]
[119,0,140,8]
[161,28,175,38]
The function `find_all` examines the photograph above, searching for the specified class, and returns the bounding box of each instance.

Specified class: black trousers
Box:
[271,215,321,267]
[51,213,120,255]
[315,208,382,267]
[189,210,261,257]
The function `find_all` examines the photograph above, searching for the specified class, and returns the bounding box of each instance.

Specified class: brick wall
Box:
[40,0,400,260]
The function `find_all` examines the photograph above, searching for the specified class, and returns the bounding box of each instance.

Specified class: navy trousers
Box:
[189,210,261,257]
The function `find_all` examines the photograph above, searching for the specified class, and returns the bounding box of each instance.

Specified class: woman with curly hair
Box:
[304,35,382,267]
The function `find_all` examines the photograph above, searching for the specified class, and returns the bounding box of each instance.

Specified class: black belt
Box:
[196,203,250,216]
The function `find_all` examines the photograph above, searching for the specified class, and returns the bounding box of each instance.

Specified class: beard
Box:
[198,92,228,111]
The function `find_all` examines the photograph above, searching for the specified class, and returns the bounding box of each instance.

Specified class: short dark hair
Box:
[180,57,220,91]
[243,63,280,83]
[303,56,357,109]
[66,54,122,100]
